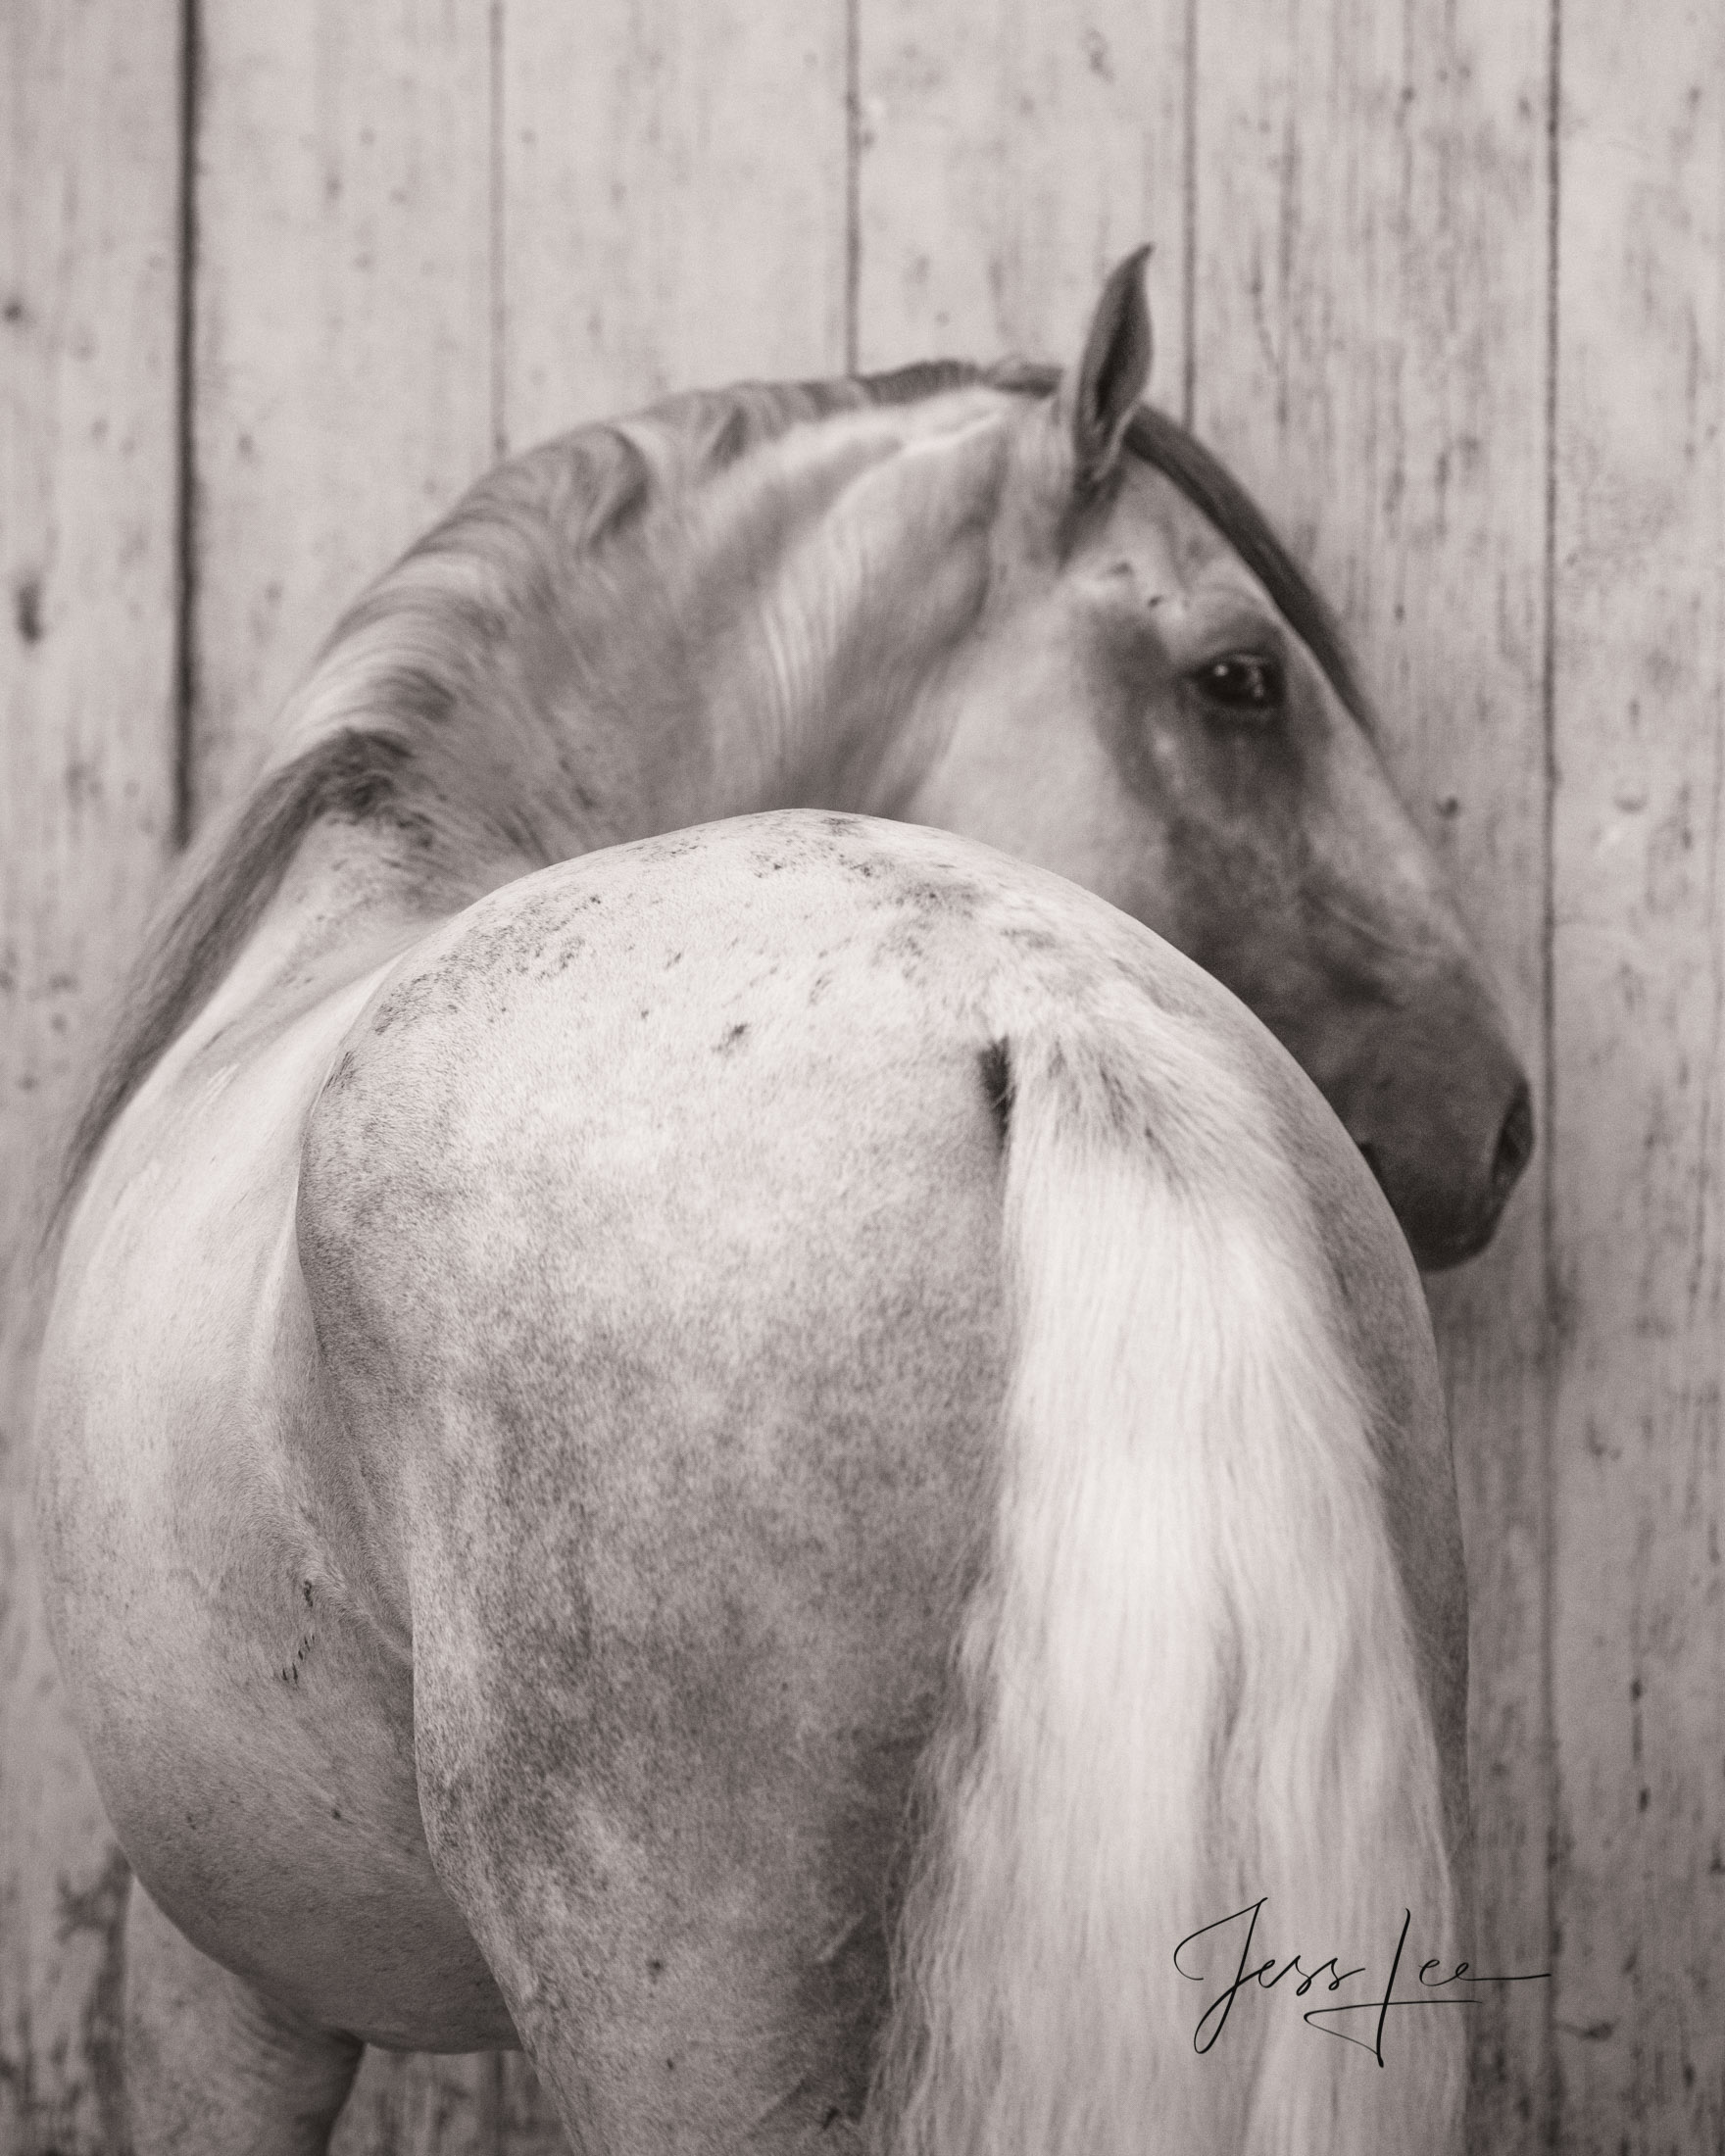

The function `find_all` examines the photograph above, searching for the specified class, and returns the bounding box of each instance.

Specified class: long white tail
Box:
[869,1001,1464,2155]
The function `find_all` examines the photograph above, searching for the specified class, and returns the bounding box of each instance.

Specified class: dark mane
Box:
[51,362,1366,1236]
[1126,402,1369,726]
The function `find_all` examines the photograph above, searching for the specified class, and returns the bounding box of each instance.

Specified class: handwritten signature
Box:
[1173,1899,1551,2067]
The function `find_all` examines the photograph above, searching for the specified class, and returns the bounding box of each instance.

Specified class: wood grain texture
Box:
[191,0,496,817]
[7,4,1725,2149]
[330,2048,565,2156]
[189,3,518,2142]
[855,0,1190,387]
[0,0,181,2148]
[1186,3,1555,2140]
[500,0,848,452]
[1548,2,1725,2144]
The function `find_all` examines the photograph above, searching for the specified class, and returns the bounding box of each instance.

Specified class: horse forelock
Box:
[55,358,1365,1234]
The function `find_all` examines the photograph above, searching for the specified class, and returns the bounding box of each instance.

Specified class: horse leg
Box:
[294,884,1010,2151]
[124,1874,363,2155]
[407,1535,961,2155]
[391,1268,998,2154]
[301,1108,1003,2143]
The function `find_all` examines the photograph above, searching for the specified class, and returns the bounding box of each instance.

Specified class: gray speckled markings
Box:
[290,813,1469,2153]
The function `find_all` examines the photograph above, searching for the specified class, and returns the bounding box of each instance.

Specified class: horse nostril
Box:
[1491,1080,1535,1199]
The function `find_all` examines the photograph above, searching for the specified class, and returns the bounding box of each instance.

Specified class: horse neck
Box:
[271,385,1024,905]
[671,387,1020,821]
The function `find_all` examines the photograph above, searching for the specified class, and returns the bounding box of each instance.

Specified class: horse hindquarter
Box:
[295,841,1011,2147]
[296,819,1467,2154]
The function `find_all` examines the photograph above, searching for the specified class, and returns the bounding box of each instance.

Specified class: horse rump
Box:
[295,822,1465,2155]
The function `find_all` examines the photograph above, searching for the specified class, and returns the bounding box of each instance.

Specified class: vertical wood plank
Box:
[494,2051,568,2153]
[0,0,181,2148]
[194,5,504,2143]
[1188,2,1554,2141]
[330,2045,564,2156]
[193,0,496,817]
[328,2043,569,2154]
[331,2048,497,2156]
[500,0,849,452]
[1549,3,1725,2144]
[855,0,1189,386]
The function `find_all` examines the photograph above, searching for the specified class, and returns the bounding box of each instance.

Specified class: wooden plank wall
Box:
[3,6,181,2151]
[2,1,1719,2149]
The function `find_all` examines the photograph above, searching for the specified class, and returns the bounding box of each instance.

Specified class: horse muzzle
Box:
[1329,971,1535,1272]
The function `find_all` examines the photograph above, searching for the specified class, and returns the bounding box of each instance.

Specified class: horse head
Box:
[901,252,1532,1270]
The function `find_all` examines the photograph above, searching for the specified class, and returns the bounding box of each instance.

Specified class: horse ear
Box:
[1060,245,1153,491]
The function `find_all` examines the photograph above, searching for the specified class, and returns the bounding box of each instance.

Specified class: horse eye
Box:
[1191,653,1286,718]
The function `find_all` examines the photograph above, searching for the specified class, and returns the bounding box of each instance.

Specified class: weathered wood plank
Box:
[0,0,181,2148]
[328,2034,567,2151]
[192,4,505,2142]
[1549,2,1725,2144]
[854,0,1189,385]
[331,2048,498,2156]
[329,2046,559,2156]
[1187,2,1554,2140]
[500,0,848,452]
[192,0,496,816]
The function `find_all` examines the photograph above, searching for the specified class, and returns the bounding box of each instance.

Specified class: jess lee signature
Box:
[1174,1899,1551,2067]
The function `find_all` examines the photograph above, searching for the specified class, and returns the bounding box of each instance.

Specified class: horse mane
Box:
[51,361,1364,1234]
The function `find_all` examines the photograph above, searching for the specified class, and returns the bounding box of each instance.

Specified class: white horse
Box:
[36,253,1526,2153]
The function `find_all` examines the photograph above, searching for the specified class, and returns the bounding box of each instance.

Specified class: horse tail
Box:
[870,1003,1464,2156]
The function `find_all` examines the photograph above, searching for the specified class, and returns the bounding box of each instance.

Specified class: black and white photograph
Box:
[1,2,1719,2150]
